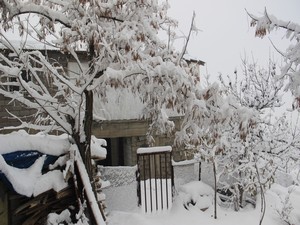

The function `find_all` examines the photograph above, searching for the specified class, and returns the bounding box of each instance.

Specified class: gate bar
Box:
[160,153,163,210]
[143,155,147,213]
[170,152,174,198]
[165,152,169,209]
[149,154,153,212]
[154,154,158,211]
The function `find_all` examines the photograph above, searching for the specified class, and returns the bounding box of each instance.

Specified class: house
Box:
[0,42,205,223]
[0,43,205,166]
[93,58,205,165]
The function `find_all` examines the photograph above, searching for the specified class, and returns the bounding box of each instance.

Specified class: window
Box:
[7,70,31,92]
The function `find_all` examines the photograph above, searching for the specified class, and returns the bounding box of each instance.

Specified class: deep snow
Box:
[107,182,300,225]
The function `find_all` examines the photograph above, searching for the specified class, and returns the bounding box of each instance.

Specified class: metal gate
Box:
[137,146,174,213]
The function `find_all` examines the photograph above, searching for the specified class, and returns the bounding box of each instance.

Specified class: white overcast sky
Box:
[167,0,300,80]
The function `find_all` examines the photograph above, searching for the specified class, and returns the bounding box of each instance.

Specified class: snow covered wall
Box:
[173,160,218,191]
[173,160,200,192]
[99,166,139,212]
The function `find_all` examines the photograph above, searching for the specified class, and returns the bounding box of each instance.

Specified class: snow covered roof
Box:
[0,39,87,53]
[0,42,201,122]
[0,39,59,51]
[183,54,205,66]
[93,87,181,121]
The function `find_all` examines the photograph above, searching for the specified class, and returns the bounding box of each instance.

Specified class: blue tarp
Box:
[0,150,59,192]
[2,150,58,169]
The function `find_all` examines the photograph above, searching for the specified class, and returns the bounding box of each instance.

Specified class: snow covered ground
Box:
[107,181,300,225]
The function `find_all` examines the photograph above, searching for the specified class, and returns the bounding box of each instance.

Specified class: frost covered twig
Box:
[178,11,197,64]
[247,9,300,108]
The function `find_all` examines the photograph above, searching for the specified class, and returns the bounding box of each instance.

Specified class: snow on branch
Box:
[248,9,300,107]
[1,1,70,28]
[247,9,300,38]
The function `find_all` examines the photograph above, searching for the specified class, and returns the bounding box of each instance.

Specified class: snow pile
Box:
[91,135,107,159]
[0,154,68,197]
[47,209,89,225]
[0,130,70,156]
[47,209,73,225]
[0,130,108,198]
[173,181,214,212]
[0,130,71,197]
[33,170,68,196]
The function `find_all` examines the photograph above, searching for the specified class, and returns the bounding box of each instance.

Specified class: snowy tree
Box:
[0,0,199,223]
[220,58,284,111]
[219,57,300,220]
[248,9,300,110]
[262,114,300,179]
[174,81,257,217]
[246,9,300,184]
[246,12,300,221]
[217,59,281,211]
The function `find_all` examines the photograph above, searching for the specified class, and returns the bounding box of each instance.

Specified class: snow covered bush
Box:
[174,80,259,218]
[276,188,294,225]
[269,184,300,225]
[217,55,300,214]
[246,11,300,187]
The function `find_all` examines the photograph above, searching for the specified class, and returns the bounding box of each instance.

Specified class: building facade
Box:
[0,46,204,164]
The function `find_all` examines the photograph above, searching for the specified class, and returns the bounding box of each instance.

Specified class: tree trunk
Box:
[212,160,217,219]
[70,90,93,180]
[84,89,93,180]
[255,163,266,225]
[70,90,106,224]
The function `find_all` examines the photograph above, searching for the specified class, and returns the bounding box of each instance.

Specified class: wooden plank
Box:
[75,158,106,225]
